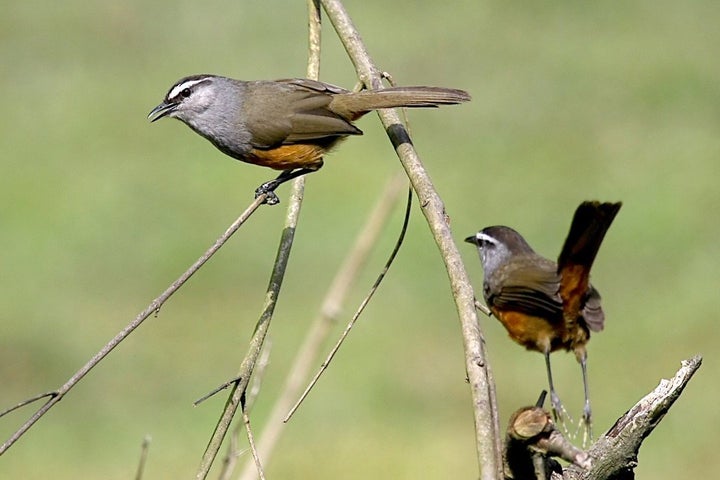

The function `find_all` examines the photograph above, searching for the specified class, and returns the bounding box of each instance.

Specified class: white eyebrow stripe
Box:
[167,78,208,100]
[476,232,498,244]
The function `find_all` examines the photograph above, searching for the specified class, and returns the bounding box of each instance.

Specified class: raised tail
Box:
[557,201,622,327]
[330,86,471,118]
[558,201,622,271]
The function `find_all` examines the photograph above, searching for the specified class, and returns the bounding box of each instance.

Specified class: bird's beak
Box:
[147,101,177,122]
[464,235,479,245]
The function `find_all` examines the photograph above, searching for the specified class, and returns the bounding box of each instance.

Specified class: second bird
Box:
[148,75,470,204]
[465,201,621,441]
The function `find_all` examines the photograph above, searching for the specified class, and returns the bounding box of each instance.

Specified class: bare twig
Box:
[194,183,305,480]
[135,435,152,480]
[194,4,321,476]
[242,411,266,480]
[218,339,272,480]
[238,172,406,480]
[319,1,502,478]
[306,0,322,81]
[193,376,243,407]
[218,429,244,480]
[0,195,268,456]
[0,391,56,419]
[245,339,273,413]
[475,299,492,317]
[284,185,411,422]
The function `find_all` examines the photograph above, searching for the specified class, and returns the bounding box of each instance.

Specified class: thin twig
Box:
[0,391,56,419]
[0,194,268,456]
[245,339,273,413]
[231,4,322,478]
[475,299,492,316]
[242,411,266,480]
[306,0,322,81]
[319,1,502,478]
[285,186,412,422]
[193,376,243,407]
[237,172,406,480]
[216,341,271,480]
[217,428,244,480]
[134,435,152,480]
[194,183,305,480]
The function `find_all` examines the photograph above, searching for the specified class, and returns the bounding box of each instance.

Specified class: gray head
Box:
[148,75,222,123]
[464,226,535,276]
[148,74,251,158]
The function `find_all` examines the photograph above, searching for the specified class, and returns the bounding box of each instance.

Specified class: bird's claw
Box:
[550,391,573,436]
[254,182,281,205]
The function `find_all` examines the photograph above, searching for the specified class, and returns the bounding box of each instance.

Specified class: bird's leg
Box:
[544,350,571,433]
[577,348,593,447]
[255,167,318,205]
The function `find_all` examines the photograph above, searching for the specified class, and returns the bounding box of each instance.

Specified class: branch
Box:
[0,195,267,455]
[217,340,271,480]
[134,435,152,480]
[566,355,702,480]
[238,173,406,480]
[193,2,321,477]
[319,1,503,478]
[284,185,411,422]
[194,182,306,479]
[504,402,590,480]
[503,357,702,480]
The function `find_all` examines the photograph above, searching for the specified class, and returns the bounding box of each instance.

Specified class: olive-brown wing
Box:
[242,79,362,148]
[485,257,563,322]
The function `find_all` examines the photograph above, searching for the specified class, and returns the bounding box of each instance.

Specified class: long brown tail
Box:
[330,86,471,117]
[557,201,622,324]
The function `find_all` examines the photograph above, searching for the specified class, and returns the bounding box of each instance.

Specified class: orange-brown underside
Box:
[246,144,326,170]
[491,308,588,354]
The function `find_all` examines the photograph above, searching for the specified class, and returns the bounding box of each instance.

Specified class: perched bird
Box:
[465,201,621,439]
[149,75,470,204]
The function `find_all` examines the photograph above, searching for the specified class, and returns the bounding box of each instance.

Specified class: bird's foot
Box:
[254,180,281,205]
[550,391,573,437]
[576,402,594,448]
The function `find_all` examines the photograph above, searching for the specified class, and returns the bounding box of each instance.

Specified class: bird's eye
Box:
[479,238,494,249]
[181,88,192,98]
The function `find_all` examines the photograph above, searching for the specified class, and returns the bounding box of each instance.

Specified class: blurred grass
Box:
[0,0,717,478]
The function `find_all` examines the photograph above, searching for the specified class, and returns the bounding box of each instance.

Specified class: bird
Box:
[148,75,470,204]
[465,201,621,440]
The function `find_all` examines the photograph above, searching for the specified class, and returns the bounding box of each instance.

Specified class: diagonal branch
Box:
[284,185,412,422]
[560,355,702,480]
[0,195,268,456]
[319,1,503,478]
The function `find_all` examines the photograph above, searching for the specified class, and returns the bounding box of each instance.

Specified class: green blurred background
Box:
[1,1,717,478]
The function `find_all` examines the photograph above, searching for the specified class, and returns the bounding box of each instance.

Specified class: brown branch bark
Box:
[572,355,702,480]
[503,356,702,480]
